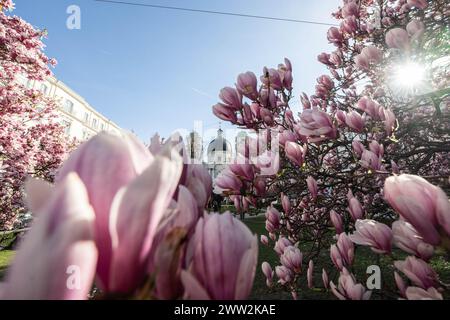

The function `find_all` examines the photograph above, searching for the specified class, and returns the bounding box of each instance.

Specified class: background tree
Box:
[0,0,72,230]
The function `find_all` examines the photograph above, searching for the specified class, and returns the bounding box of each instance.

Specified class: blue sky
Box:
[13,0,339,143]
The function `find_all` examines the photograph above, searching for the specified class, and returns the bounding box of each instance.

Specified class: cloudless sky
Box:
[13,0,339,144]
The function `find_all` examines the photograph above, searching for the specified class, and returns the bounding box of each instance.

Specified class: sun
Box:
[389,61,428,96]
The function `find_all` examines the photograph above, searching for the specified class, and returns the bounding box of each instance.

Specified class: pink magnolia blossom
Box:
[282,70,293,90]
[336,233,355,267]
[285,141,307,167]
[236,71,258,100]
[322,269,329,289]
[280,245,303,273]
[275,265,293,285]
[352,140,365,157]
[279,130,297,147]
[329,52,343,67]
[274,237,293,256]
[307,260,314,288]
[394,256,439,289]
[255,150,280,175]
[360,149,382,171]
[368,140,384,158]
[330,268,371,300]
[341,16,358,34]
[184,164,212,210]
[57,133,182,294]
[215,169,243,193]
[355,46,383,70]
[259,107,274,126]
[406,19,425,40]
[260,235,269,246]
[405,287,442,300]
[335,110,346,125]
[347,192,364,221]
[384,174,450,245]
[345,110,365,132]
[349,219,392,254]
[407,0,428,10]
[361,46,383,63]
[259,87,277,108]
[355,54,369,70]
[392,220,434,261]
[330,210,344,234]
[379,107,396,135]
[213,103,237,123]
[342,1,359,18]
[298,108,337,143]
[357,96,381,119]
[317,75,334,90]
[394,271,407,297]
[219,87,242,111]
[261,262,274,287]
[261,68,283,90]
[265,206,281,232]
[278,58,293,90]
[317,52,331,65]
[228,160,254,181]
[391,160,400,174]
[327,27,344,46]
[330,233,354,270]
[385,28,410,50]
[1,174,97,299]
[300,92,312,109]
[254,176,266,196]
[281,193,291,215]
[181,212,258,299]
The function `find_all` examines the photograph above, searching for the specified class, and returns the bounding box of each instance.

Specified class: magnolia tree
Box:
[213,0,450,299]
[0,1,71,230]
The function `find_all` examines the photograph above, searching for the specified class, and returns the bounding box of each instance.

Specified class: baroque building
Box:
[185,129,249,182]
[205,128,233,179]
[19,75,123,141]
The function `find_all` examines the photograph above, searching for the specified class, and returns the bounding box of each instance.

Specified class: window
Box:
[83,112,89,123]
[62,120,71,136]
[64,99,74,114]
[100,123,105,131]
[40,84,48,95]
[92,118,98,129]
[82,129,90,141]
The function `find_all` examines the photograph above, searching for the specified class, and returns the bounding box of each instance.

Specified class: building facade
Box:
[185,129,249,182]
[19,75,122,141]
[205,129,233,180]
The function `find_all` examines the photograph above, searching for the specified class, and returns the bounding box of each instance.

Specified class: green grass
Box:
[0,250,15,279]
[244,216,291,299]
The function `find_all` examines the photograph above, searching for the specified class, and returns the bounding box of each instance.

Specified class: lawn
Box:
[0,250,14,279]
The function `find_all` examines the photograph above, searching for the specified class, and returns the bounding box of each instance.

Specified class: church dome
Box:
[207,129,232,155]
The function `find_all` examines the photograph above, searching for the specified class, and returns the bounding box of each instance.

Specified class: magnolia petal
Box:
[181,270,211,300]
